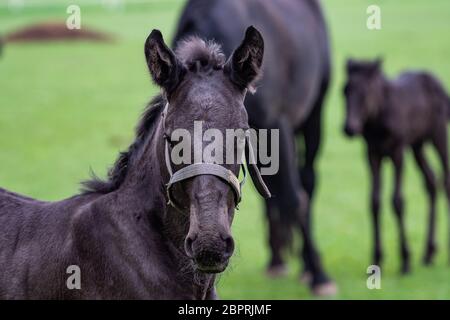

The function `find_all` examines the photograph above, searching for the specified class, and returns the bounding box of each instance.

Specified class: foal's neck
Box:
[121,113,183,239]
[366,76,389,124]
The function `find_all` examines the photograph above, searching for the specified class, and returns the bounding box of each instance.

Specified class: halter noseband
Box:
[162,103,270,212]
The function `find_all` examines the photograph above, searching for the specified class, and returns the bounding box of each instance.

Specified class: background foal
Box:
[344,59,450,273]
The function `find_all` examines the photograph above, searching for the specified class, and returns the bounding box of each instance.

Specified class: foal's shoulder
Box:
[70,193,112,221]
[69,192,122,235]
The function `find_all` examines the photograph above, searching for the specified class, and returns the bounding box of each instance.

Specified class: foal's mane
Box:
[81,37,226,194]
[81,95,165,194]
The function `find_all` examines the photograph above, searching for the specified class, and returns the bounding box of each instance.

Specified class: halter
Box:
[161,103,271,212]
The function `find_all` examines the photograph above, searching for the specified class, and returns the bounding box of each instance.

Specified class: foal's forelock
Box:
[175,37,226,71]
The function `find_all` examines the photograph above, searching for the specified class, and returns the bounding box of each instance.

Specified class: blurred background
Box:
[1,0,450,299]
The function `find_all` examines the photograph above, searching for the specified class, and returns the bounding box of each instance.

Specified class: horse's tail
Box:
[0,35,4,56]
[439,83,450,121]
[436,84,450,121]
[422,72,450,120]
[447,93,450,121]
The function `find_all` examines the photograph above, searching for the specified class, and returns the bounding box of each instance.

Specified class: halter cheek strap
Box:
[162,103,270,212]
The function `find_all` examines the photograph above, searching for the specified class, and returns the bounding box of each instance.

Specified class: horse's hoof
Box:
[299,271,312,284]
[423,255,434,266]
[423,249,436,266]
[266,265,288,278]
[312,281,338,297]
[400,264,411,275]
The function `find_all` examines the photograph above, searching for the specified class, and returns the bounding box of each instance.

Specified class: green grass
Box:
[1,0,450,299]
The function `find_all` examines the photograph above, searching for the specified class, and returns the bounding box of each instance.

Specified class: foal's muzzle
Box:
[185,233,235,273]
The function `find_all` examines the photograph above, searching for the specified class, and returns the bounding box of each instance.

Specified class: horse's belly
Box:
[287,80,320,127]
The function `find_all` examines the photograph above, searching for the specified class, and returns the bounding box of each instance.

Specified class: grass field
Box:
[1,0,450,299]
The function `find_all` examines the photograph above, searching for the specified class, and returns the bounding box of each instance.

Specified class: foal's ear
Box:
[225,26,264,93]
[368,57,383,77]
[145,29,184,93]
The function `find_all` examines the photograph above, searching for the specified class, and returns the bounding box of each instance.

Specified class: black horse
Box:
[344,58,450,273]
[173,0,335,295]
[0,27,269,299]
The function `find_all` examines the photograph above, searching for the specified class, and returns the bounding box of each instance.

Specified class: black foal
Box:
[344,58,450,273]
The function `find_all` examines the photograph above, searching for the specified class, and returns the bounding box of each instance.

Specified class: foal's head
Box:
[343,58,384,136]
[145,27,264,273]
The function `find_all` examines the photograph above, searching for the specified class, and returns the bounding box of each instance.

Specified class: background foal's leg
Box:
[391,147,411,274]
[412,143,437,265]
[432,126,450,263]
[368,149,382,266]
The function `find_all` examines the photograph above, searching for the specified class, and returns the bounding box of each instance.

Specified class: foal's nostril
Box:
[184,235,196,258]
[222,235,235,257]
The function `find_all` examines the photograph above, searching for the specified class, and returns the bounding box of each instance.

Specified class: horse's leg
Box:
[265,198,288,277]
[258,115,297,278]
[276,115,334,295]
[298,195,313,284]
[296,137,335,295]
[431,125,450,263]
[259,117,294,277]
[391,146,411,274]
[368,148,383,267]
[295,197,335,295]
[412,143,437,265]
[298,90,325,284]
[298,184,313,284]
